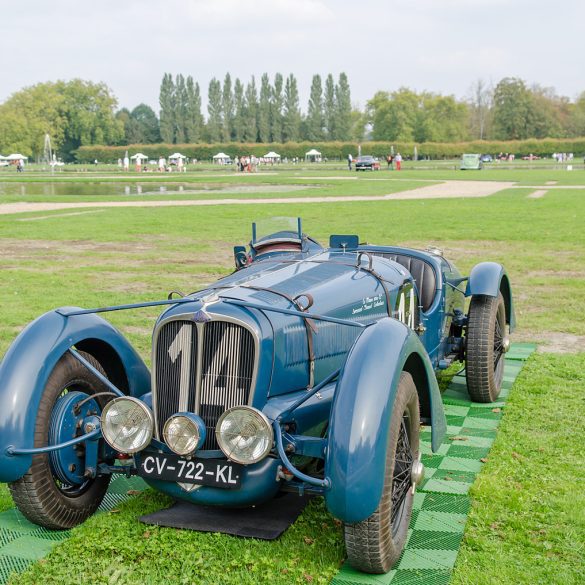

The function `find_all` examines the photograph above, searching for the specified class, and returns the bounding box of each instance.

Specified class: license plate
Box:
[137,453,242,489]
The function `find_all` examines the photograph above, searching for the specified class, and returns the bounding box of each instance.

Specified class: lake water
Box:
[0,182,310,197]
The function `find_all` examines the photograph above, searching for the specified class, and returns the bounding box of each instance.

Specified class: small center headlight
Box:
[163,413,206,456]
[216,406,273,465]
[101,397,154,454]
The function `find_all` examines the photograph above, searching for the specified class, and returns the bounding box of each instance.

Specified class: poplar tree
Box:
[324,73,336,140]
[270,73,284,143]
[258,73,272,143]
[233,78,246,142]
[221,73,234,143]
[185,76,203,143]
[174,74,187,143]
[244,77,259,142]
[334,72,352,140]
[306,74,324,141]
[159,73,175,143]
[207,77,222,143]
[283,74,301,142]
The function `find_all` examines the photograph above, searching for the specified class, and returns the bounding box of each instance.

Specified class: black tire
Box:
[344,372,420,574]
[9,351,111,529]
[466,293,507,403]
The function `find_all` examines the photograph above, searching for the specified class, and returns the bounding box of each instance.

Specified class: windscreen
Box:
[252,217,301,243]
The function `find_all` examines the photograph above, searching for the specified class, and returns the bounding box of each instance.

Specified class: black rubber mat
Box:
[139,494,311,540]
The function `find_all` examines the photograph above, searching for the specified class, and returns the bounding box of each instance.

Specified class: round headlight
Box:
[101,397,154,454]
[163,413,206,456]
[215,406,273,465]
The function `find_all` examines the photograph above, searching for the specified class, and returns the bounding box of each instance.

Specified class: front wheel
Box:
[9,351,112,529]
[344,372,420,573]
[465,293,508,403]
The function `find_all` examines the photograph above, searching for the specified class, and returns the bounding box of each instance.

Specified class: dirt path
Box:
[0,180,516,216]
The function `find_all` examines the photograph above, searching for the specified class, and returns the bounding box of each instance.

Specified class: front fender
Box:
[465,262,516,331]
[0,308,151,482]
[324,318,446,524]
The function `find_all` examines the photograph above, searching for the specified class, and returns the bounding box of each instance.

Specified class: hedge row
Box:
[75,138,585,163]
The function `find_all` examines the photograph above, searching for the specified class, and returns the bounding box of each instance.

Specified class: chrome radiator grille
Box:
[153,318,256,450]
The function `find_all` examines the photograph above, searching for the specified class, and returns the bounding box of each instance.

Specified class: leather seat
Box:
[374,253,437,311]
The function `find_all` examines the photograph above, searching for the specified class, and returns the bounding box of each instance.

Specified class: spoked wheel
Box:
[9,351,112,529]
[344,372,421,574]
[466,293,509,403]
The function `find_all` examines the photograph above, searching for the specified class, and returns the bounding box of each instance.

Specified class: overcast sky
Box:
[1,0,583,113]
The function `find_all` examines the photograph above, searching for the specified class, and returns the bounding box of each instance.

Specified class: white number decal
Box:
[168,324,193,410]
[397,289,415,329]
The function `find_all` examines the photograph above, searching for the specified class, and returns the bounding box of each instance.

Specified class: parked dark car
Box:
[0,218,514,574]
[355,155,381,171]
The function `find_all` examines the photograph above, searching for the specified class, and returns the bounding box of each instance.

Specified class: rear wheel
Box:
[466,293,508,403]
[344,372,421,573]
[9,351,111,529]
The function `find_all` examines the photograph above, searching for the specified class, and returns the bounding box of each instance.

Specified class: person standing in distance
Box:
[395,152,402,171]
[348,153,353,171]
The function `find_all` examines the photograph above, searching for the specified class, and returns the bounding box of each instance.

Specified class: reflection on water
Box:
[0,182,204,197]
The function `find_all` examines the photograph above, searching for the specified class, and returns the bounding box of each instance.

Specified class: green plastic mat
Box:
[0,475,145,584]
[332,343,536,585]
[0,343,535,585]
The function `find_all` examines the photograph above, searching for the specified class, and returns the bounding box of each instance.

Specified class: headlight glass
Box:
[163,413,206,456]
[101,397,154,454]
[216,406,273,465]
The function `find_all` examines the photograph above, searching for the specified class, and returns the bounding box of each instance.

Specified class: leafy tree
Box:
[233,78,246,142]
[131,104,160,143]
[244,77,259,142]
[119,104,160,144]
[492,77,534,140]
[283,74,301,142]
[367,89,418,141]
[185,76,203,143]
[159,73,175,143]
[323,74,336,140]
[306,74,324,141]
[258,73,272,143]
[207,77,222,143]
[221,73,234,142]
[334,73,352,140]
[0,80,122,159]
[569,92,585,137]
[270,73,284,142]
[529,84,568,138]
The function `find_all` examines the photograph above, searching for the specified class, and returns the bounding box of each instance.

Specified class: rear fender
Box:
[324,318,446,524]
[465,262,516,331]
[0,308,151,482]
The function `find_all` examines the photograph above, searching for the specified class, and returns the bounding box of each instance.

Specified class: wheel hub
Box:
[410,457,425,489]
[502,336,511,353]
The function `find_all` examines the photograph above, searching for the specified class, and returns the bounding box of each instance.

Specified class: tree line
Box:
[156,72,353,145]
[2,75,585,160]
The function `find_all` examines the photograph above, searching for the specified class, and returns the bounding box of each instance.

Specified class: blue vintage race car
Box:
[0,218,514,574]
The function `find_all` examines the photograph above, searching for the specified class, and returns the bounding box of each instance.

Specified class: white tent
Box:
[130,153,148,161]
[264,151,281,160]
[6,154,28,160]
[169,152,186,160]
[213,152,231,164]
[305,148,322,162]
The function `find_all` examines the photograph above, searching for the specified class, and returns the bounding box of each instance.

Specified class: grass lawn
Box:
[0,167,584,583]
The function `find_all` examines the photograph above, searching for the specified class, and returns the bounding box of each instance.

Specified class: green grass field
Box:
[1,166,584,583]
